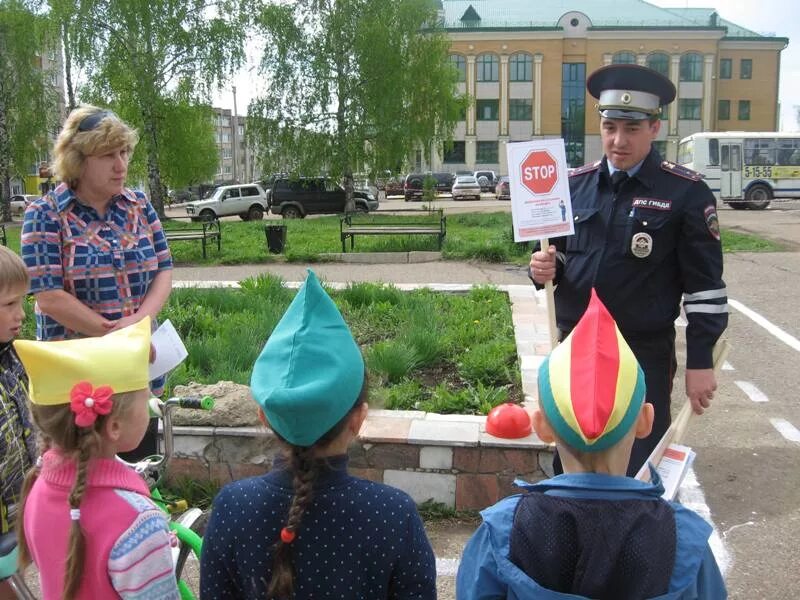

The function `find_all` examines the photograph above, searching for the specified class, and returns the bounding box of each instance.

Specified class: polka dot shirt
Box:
[200,455,437,599]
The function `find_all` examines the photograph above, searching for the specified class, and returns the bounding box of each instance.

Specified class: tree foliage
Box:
[59,0,248,215]
[0,0,59,221]
[248,0,465,211]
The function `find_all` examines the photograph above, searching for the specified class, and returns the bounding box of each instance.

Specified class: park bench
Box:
[339,209,446,252]
[163,216,221,259]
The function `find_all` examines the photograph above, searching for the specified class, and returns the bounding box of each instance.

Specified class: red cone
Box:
[486,403,532,439]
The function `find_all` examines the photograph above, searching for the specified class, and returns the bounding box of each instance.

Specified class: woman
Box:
[21,105,173,457]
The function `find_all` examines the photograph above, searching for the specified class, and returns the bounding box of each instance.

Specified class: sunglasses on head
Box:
[77,110,115,132]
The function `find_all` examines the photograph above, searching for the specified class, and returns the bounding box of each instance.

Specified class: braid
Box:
[266,445,318,600]
[61,432,94,600]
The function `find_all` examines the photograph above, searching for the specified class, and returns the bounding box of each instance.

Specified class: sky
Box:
[213,0,799,131]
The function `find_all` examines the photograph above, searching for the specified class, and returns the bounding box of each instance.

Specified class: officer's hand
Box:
[685,368,717,415]
[530,245,557,284]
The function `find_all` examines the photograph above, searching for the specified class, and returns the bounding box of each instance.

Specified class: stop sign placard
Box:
[520,150,558,195]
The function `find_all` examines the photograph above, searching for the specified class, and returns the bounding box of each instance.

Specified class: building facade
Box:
[212,108,261,184]
[430,0,787,174]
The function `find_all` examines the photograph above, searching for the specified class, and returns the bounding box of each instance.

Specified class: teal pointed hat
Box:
[250,270,365,446]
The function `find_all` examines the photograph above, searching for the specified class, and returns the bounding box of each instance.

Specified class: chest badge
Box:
[631,232,653,258]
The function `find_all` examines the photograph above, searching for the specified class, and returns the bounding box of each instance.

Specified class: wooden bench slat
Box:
[339,210,445,252]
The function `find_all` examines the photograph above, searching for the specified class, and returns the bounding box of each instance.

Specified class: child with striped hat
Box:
[457,290,726,599]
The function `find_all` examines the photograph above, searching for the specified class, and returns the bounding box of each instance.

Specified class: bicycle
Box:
[0,395,215,599]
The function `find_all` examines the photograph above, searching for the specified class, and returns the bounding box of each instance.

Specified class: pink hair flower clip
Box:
[70,381,114,427]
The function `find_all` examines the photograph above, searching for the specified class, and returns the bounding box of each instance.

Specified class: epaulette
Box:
[568,160,601,177]
[661,160,703,181]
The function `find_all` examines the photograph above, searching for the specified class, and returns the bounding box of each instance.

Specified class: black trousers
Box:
[552,329,677,477]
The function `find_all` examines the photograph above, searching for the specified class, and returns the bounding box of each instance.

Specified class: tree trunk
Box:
[143,116,165,218]
[0,103,12,223]
[62,22,76,112]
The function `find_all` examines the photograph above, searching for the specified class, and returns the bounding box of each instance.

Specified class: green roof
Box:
[442,0,783,39]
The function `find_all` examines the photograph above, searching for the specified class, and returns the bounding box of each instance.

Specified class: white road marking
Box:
[436,557,460,577]
[722,361,735,371]
[734,380,769,403]
[728,298,800,353]
[769,418,800,443]
[680,468,732,577]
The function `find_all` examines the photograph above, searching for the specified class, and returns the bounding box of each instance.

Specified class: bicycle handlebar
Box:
[176,396,215,411]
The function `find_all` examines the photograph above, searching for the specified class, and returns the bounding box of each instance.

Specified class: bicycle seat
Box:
[0,532,19,580]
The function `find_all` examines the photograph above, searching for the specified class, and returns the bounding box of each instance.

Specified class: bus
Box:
[677,131,800,209]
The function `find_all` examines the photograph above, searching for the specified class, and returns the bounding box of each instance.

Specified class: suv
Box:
[474,170,497,193]
[268,177,378,218]
[185,183,268,221]
[403,171,454,201]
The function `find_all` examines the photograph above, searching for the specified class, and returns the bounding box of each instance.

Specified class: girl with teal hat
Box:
[200,270,436,599]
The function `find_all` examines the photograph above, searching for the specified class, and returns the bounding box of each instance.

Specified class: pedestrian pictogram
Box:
[520,150,558,195]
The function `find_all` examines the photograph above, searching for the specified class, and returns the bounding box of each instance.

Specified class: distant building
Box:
[421,0,788,174]
[212,108,260,184]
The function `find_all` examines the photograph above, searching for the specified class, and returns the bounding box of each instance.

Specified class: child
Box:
[14,318,179,599]
[457,290,726,600]
[0,246,34,536]
[200,270,437,599]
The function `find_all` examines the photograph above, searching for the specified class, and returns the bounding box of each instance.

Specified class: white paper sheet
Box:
[149,319,188,380]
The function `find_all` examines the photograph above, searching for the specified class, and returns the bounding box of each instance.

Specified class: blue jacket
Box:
[457,472,726,600]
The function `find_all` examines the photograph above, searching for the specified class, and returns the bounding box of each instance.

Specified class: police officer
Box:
[530,64,728,476]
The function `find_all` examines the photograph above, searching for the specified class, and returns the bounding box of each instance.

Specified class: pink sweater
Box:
[24,449,179,599]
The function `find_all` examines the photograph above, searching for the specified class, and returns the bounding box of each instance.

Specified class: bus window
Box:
[709,139,719,166]
[744,138,776,166]
[721,145,729,170]
[777,139,800,166]
[677,140,693,165]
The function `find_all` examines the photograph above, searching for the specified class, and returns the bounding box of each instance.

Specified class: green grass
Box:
[2,211,784,267]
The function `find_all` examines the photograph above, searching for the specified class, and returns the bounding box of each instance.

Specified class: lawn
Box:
[2,211,783,266]
[152,277,520,415]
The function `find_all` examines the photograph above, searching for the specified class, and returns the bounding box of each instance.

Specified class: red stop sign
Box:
[520,150,558,195]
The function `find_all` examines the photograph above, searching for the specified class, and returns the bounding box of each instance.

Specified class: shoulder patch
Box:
[661,160,703,181]
[569,160,601,177]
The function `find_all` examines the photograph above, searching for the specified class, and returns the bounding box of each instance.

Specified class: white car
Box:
[185,183,268,221]
[10,194,39,215]
[451,175,482,201]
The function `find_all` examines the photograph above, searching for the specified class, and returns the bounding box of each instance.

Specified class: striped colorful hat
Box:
[538,289,646,453]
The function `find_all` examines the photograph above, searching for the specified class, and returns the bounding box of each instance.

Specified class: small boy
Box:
[0,246,34,535]
[457,290,726,600]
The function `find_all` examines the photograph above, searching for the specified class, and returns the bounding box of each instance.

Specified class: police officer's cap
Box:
[587,64,676,120]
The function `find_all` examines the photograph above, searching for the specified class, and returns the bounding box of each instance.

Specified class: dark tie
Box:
[610,170,629,194]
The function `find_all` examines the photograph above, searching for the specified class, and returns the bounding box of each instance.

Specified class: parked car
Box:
[10,194,39,215]
[494,176,510,200]
[269,177,378,219]
[403,171,454,201]
[353,177,379,199]
[184,183,269,221]
[451,175,482,201]
[383,177,405,198]
[474,170,498,192]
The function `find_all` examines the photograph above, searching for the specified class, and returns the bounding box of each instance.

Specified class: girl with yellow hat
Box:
[13,318,179,599]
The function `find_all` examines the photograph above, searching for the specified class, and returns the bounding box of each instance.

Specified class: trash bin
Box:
[265,224,287,254]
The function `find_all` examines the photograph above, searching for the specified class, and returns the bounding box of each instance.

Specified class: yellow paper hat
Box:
[14,317,152,406]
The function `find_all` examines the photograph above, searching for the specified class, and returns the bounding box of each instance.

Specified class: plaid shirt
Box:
[21,183,173,341]
[0,343,34,534]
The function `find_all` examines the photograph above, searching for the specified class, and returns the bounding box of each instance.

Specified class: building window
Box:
[449,54,466,82]
[476,99,499,120]
[719,58,732,79]
[738,100,751,120]
[678,99,701,120]
[740,59,752,79]
[476,141,498,163]
[509,98,532,120]
[646,53,669,77]
[718,100,730,120]
[612,51,636,64]
[562,63,586,167]
[509,53,532,82]
[443,141,465,163]
[476,54,499,82]
[679,53,703,81]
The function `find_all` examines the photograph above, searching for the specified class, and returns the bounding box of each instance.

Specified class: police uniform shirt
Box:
[547,147,728,369]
